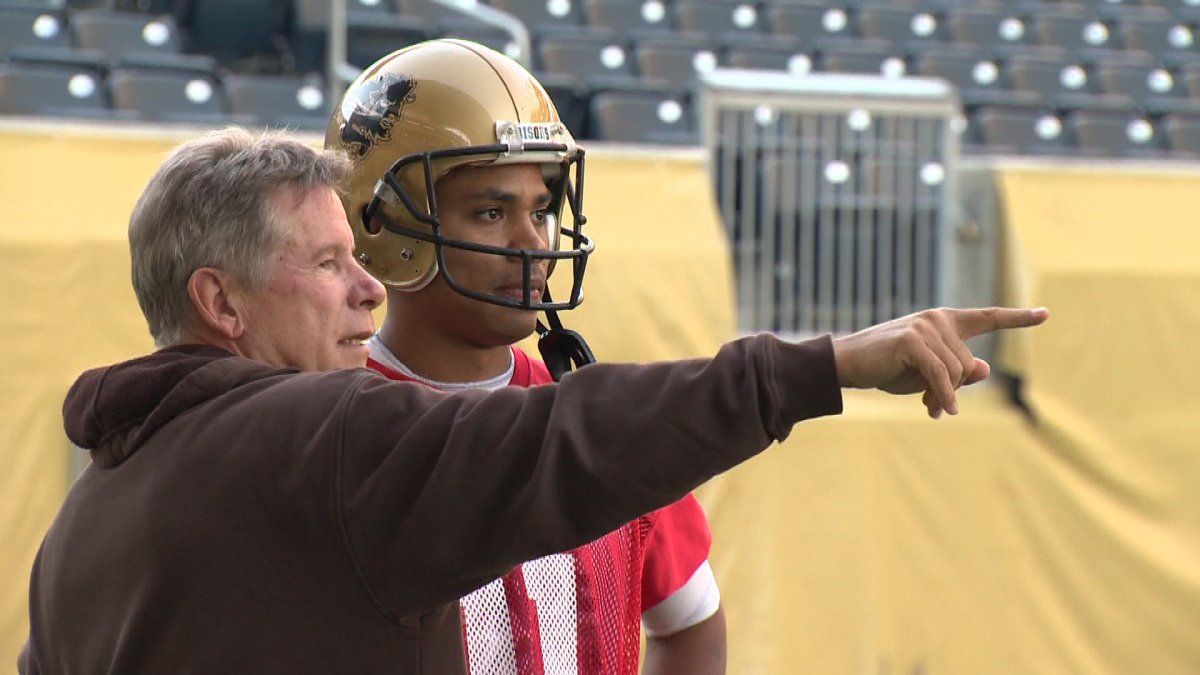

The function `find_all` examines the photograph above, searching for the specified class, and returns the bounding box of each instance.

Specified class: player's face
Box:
[237,186,385,371]
[417,163,555,347]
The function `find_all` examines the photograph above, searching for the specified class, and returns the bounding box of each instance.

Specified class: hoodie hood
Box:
[63,345,287,468]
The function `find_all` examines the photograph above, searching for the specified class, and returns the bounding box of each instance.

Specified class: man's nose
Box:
[511,213,551,253]
[353,261,385,310]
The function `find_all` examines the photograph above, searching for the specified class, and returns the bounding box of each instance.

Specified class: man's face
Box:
[412,163,555,347]
[237,186,386,371]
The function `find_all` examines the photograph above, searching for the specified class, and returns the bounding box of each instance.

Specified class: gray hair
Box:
[129,127,353,347]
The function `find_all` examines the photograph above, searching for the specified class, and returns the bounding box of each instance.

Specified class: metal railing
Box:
[700,69,967,337]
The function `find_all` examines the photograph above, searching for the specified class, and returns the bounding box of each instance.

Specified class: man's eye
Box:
[319,259,338,270]
[480,208,503,220]
[533,208,549,222]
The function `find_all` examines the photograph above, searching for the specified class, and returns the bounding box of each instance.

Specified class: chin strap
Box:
[535,290,595,382]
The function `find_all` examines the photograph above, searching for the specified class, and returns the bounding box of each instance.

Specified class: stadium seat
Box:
[725,41,813,74]
[537,33,639,88]
[1030,10,1123,57]
[1069,0,1148,20]
[635,35,717,89]
[223,73,328,130]
[1161,111,1200,154]
[70,9,182,62]
[588,87,696,144]
[107,56,234,123]
[674,0,765,45]
[1117,11,1186,51]
[1157,0,1200,22]
[856,6,947,52]
[914,47,1013,106]
[1068,108,1164,156]
[818,40,907,77]
[766,3,858,47]
[972,105,1072,155]
[1007,50,1136,111]
[0,6,67,58]
[583,0,674,37]
[489,0,585,34]
[1093,53,1200,113]
[942,6,1033,57]
[0,58,109,117]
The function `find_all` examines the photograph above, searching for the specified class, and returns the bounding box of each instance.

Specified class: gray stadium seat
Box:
[583,0,674,36]
[725,42,813,74]
[635,36,717,88]
[223,73,328,130]
[1093,54,1200,113]
[489,0,585,34]
[70,9,182,62]
[537,33,638,87]
[1007,50,1136,111]
[972,105,1072,155]
[818,40,906,77]
[1068,109,1164,156]
[767,3,858,47]
[674,0,765,45]
[1157,0,1200,21]
[0,6,67,58]
[588,88,696,144]
[1161,112,1200,154]
[856,6,946,52]
[108,60,232,123]
[1031,10,1123,56]
[942,6,1032,57]
[0,59,109,117]
[1117,12,1184,50]
[914,47,1013,106]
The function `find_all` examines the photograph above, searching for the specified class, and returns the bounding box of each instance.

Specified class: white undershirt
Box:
[367,334,514,391]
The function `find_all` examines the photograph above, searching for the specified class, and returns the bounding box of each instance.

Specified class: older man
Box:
[19,126,1045,674]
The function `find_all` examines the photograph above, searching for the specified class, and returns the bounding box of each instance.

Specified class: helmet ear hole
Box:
[362,206,382,235]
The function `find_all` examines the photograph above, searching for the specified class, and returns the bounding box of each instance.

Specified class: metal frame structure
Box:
[700,69,966,336]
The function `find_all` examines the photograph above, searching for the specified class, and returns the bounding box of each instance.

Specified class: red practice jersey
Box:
[367,345,715,675]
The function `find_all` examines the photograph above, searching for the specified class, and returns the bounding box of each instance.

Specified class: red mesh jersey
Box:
[367,347,711,675]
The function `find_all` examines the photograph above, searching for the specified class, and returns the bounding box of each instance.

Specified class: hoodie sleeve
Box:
[331,333,841,618]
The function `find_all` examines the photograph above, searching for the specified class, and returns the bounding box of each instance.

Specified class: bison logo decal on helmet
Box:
[338,72,417,160]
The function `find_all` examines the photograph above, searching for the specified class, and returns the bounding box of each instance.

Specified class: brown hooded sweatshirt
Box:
[21,334,841,674]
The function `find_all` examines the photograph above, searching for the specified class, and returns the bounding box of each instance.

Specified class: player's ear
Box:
[187,267,246,339]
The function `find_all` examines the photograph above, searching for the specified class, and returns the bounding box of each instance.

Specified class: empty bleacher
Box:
[3,0,1200,152]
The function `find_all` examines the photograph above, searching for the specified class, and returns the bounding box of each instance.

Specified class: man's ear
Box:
[187,268,245,340]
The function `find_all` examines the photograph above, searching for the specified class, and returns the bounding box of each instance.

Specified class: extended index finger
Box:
[952,306,1050,339]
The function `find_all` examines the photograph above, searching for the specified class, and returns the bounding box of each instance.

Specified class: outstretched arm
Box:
[832,306,1050,418]
[642,607,727,675]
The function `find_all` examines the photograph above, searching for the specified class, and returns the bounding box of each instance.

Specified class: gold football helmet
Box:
[325,39,593,312]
